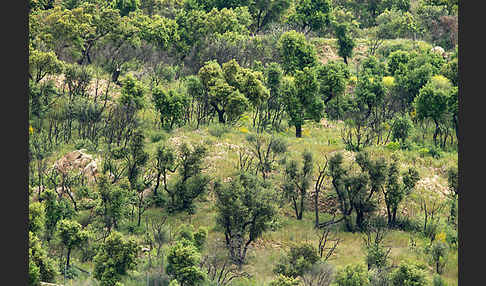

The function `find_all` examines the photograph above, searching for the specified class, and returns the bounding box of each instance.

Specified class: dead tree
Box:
[314,157,328,228]
[200,240,251,286]
[316,215,341,261]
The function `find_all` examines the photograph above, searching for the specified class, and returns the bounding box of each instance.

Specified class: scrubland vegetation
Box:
[28,0,458,285]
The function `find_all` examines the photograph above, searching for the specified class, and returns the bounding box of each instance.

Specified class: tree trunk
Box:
[295,124,302,138]
[66,247,72,269]
[217,109,225,124]
[315,189,320,228]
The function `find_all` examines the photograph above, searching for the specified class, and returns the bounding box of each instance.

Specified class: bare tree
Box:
[200,239,251,286]
[314,157,328,228]
[301,262,335,286]
[316,224,341,262]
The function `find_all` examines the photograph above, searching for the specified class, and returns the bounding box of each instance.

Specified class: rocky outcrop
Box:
[53,149,99,184]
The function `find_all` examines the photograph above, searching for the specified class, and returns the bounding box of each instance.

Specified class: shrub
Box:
[418,148,429,157]
[390,263,427,286]
[274,243,320,278]
[428,146,442,159]
[433,274,447,286]
[334,264,370,286]
[385,141,400,151]
[269,274,301,286]
[430,241,448,274]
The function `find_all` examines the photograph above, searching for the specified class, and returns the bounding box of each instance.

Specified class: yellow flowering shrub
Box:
[239,127,249,133]
[382,76,395,88]
[435,232,446,243]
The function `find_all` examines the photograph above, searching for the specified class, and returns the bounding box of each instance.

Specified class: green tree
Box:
[29,49,64,84]
[41,188,75,242]
[277,31,317,74]
[94,231,140,286]
[112,0,140,16]
[169,143,210,214]
[430,241,448,274]
[283,151,313,220]
[153,87,190,130]
[248,0,291,33]
[391,114,414,146]
[120,74,146,111]
[335,23,355,65]
[383,162,420,226]
[29,231,57,284]
[57,219,89,269]
[390,263,428,286]
[387,50,411,76]
[281,67,324,137]
[316,61,350,105]
[166,241,207,286]
[340,73,385,151]
[29,202,46,237]
[334,264,370,286]
[288,0,333,35]
[414,75,453,147]
[94,174,131,231]
[214,172,276,268]
[198,60,250,124]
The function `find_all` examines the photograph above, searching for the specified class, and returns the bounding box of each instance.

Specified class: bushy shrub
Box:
[334,264,370,286]
[390,263,427,286]
[433,274,447,286]
[430,241,448,274]
[418,147,429,157]
[385,141,400,151]
[428,146,442,159]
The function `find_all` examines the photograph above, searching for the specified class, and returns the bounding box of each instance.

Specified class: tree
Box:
[245,133,287,180]
[335,23,355,65]
[166,241,207,286]
[198,60,250,124]
[340,72,386,151]
[414,75,453,147]
[430,240,448,274]
[94,174,131,232]
[29,231,57,285]
[57,219,89,269]
[283,151,314,220]
[328,152,386,232]
[248,0,291,33]
[152,87,190,130]
[334,264,370,286]
[29,202,46,237]
[288,0,333,35]
[391,114,414,146]
[214,172,276,268]
[390,263,428,286]
[362,227,391,270]
[387,50,411,76]
[277,31,317,74]
[29,48,64,84]
[281,67,324,138]
[315,61,350,105]
[119,74,146,111]
[383,161,420,227]
[168,143,210,213]
[113,0,140,16]
[374,9,418,40]
[274,243,320,278]
[41,188,75,242]
[93,231,140,286]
